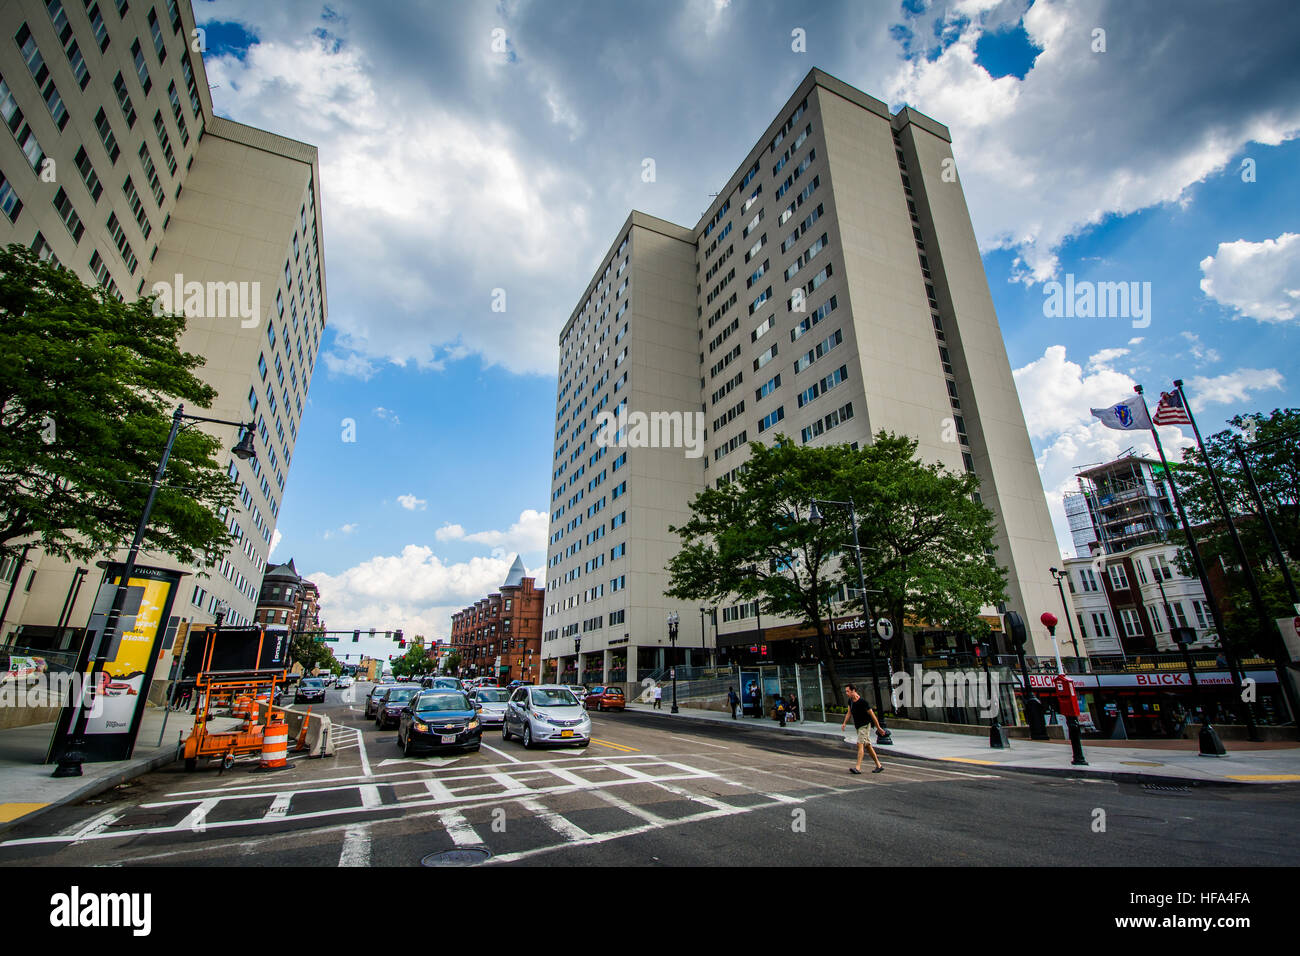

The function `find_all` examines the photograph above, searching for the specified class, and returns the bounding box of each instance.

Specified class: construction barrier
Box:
[232,695,254,720]
[254,701,334,757]
[258,713,289,770]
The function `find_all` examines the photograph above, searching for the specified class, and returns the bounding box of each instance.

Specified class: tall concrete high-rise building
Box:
[540,68,1065,683]
[0,0,326,653]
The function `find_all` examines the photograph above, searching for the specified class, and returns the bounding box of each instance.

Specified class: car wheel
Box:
[522,724,534,749]
[502,720,511,742]
[402,733,412,757]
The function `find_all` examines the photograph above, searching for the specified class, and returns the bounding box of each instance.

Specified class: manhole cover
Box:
[420,848,491,866]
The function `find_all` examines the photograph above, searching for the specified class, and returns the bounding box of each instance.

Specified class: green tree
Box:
[666,433,1007,706]
[1171,408,1300,656]
[291,631,338,674]
[443,650,461,675]
[391,644,429,679]
[0,244,235,565]
[846,433,1008,671]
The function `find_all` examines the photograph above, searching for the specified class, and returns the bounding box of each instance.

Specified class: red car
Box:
[584,685,625,712]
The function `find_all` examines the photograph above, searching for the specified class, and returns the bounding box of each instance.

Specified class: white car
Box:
[502,685,591,749]
[336,676,353,689]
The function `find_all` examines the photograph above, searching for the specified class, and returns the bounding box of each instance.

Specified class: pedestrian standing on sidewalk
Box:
[653,684,663,709]
[787,692,800,723]
[727,686,740,719]
[840,684,884,774]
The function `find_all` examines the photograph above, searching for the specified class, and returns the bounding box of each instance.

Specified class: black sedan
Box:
[294,677,327,705]
[397,690,483,756]
[374,684,421,728]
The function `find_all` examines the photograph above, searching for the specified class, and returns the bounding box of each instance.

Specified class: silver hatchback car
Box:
[502,685,591,749]
[471,686,511,728]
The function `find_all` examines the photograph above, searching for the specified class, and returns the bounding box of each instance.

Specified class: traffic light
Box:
[972,643,985,660]
[1004,610,1027,648]
[398,638,406,649]
[395,629,403,643]
[353,630,360,643]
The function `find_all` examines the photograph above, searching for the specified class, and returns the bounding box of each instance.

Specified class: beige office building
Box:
[0,0,326,654]
[542,69,1064,683]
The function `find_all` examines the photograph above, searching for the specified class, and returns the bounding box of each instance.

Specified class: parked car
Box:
[421,676,464,691]
[583,685,625,712]
[295,677,327,705]
[567,685,589,702]
[374,684,421,729]
[364,681,400,718]
[396,689,482,756]
[471,686,510,728]
[502,685,590,749]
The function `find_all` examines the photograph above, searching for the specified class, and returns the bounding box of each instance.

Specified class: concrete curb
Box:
[621,706,1297,789]
[0,744,181,837]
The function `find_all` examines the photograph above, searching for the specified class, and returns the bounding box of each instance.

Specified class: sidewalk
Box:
[0,707,187,835]
[623,701,1300,786]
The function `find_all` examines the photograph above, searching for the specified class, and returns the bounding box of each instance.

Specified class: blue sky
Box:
[193,0,1300,646]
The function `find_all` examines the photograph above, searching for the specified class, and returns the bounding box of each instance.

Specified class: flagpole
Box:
[1172,380,1265,740]
[1134,385,1226,755]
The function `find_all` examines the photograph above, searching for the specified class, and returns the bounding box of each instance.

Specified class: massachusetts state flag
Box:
[1153,390,1192,426]
[1090,395,1152,431]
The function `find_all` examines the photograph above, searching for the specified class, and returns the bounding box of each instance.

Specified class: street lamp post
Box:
[1048,567,1084,670]
[1173,626,1227,756]
[808,499,891,742]
[667,612,679,713]
[53,404,255,777]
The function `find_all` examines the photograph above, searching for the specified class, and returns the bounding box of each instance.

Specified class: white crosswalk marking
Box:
[339,824,370,867]
[586,787,668,826]
[359,785,382,808]
[437,809,484,847]
[176,799,218,832]
[263,794,292,819]
[520,798,591,842]
[61,810,121,842]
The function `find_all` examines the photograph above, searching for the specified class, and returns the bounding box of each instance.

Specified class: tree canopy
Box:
[1171,407,1300,655]
[0,243,236,566]
[666,433,1008,702]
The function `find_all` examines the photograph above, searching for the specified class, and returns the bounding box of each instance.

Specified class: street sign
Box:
[876,618,894,641]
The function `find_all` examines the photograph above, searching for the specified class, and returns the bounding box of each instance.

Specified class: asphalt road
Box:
[3,683,1298,867]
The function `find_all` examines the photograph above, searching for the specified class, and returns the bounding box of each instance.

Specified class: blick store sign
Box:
[1023,671,1276,690]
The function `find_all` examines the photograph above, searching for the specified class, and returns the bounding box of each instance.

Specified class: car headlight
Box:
[415,722,428,732]
[467,718,480,730]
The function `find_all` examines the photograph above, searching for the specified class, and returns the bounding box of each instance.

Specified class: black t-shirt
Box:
[849,697,873,729]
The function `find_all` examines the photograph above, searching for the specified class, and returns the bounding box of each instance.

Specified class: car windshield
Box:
[434,679,459,688]
[476,689,508,703]
[531,688,578,707]
[385,688,417,702]
[417,693,471,712]
[606,687,624,695]
[301,680,323,688]
[591,687,605,694]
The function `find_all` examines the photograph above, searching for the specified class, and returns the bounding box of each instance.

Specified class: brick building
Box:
[255,558,324,636]
[450,556,544,683]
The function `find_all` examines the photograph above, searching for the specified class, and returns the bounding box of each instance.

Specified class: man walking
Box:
[727,686,740,719]
[840,684,884,774]
[653,684,663,709]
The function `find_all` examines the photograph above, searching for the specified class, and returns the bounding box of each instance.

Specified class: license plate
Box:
[560,730,574,737]
[440,735,457,744]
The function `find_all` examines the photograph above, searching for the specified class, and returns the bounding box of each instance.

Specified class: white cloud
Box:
[1185,368,1284,408]
[322,350,378,381]
[435,523,466,542]
[373,406,401,425]
[432,510,548,555]
[268,528,282,559]
[396,494,428,511]
[886,1,1300,284]
[1179,331,1221,366]
[323,522,359,540]
[308,547,521,640]
[1014,344,1194,556]
[1199,232,1300,322]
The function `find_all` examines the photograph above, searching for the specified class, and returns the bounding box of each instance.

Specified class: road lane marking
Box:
[480,742,523,764]
[438,809,484,847]
[59,809,121,841]
[592,738,639,752]
[359,785,382,809]
[1226,774,1300,782]
[356,722,372,778]
[520,798,591,841]
[176,799,218,832]
[587,787,669,825]
[263,794,292,819]
[338,824,370,867]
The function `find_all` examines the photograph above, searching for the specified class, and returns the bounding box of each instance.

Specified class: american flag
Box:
[1152,390,1192,425]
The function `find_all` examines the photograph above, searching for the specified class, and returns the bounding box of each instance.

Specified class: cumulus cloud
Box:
[886,0,1300,283]
[1014,344,1192,555]
[1199,232,1300,322]
[308,548,522,640]
[396,494,428,511]
[1180,331,1221,366]
[268,528,282,559]
[1185,369,1284,408]
[373,406,401,425]
[433,510,548,555]
[323,522,359,539]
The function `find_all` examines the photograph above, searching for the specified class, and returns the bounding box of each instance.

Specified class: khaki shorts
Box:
[857,726,874,745]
